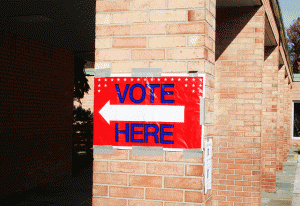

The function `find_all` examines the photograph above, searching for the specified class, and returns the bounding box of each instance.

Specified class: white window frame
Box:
[292,100,300,140]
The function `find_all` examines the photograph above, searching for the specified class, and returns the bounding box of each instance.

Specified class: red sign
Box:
[94,76,204,149]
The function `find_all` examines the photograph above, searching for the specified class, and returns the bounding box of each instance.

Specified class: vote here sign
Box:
[94,76,204,149]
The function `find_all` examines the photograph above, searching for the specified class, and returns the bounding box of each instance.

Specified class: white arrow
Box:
[99,101,185,124]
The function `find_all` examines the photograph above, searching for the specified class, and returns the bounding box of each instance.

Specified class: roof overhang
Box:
[0,0,96,61]
[217,0,262,7]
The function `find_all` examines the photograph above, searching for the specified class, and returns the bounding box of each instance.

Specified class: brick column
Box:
[214,6,264,206]
[284,79,288,159]
[283,78,291,160]
[93,0,215,205]
[261,46,279,193]
[276,65,285,171]
[287,83,292,155]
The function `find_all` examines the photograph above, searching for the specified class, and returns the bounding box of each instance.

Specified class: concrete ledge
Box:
[183,149,203,159]
[132,68,161,77]
[94,68,111,78]
[132,146,163,156]
[93,145,113,155]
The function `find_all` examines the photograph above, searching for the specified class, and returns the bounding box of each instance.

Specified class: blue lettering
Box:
[115,123,129,142]
[115,123,174,144]
[146,84,160,103]
[160,124,174,144]
[115,84,129,103]
[131,124,144,143]
[129,84,146,103]
[161,84,174,103]
[144,124,159,143]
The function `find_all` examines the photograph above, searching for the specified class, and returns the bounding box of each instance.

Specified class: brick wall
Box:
[261,46,279,192]
[214,6,265,205]
[284,79,292,159]
[93,0,215,205]
[276,66,285,171]
[93,149,212,205]
[0,31,74,196]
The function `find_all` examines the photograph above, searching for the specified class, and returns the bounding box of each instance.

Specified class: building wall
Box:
[261,46,279,192]
[276,65,285,171]
[214,6,265,205]
[93,0,215,205]
[0,31,74,196]
[92,1,296,206]
[283,79,292,158]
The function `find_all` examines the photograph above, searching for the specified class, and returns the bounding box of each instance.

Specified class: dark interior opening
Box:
[294,102,300,137]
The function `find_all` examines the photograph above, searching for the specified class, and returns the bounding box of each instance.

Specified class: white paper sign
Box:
[204,138,212,194]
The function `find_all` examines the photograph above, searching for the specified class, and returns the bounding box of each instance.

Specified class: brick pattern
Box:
[276,66,285,171]
[214,7,265,205]
[93,150,211,205]
[261,46,279,192]
[0,31,74,196]
[94,0,215,205]
[95,0,215,74]
[283,79,292,159]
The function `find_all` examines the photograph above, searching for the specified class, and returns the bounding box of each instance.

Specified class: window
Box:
[293,101,300,139]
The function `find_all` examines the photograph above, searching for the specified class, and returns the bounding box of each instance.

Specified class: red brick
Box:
[109,186,144,199]
[185,165,203,176]
[133,0,165,10]
[92,197,127,206]
[220,94,235,98]
[128,200,163,206]
[185,191,203,203]
[235,181,252,186]
[129,175,162,187]
[132,24,166,35]
[95,49,130,61]
[164,177,203,190]
[146,188,183,202]
[93,173,127,185]
[110,162,145,173]
[95,25,130,36]
[93,161,109,172]
[96,1,130,12]
[168,0,205,9]
[167,23,205,34]
[227,196,243,202]
[167,48,208,60]
[146,163,184,176]
[93,185,108,196]
[113,37,147,48]
[132,49,165,60]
